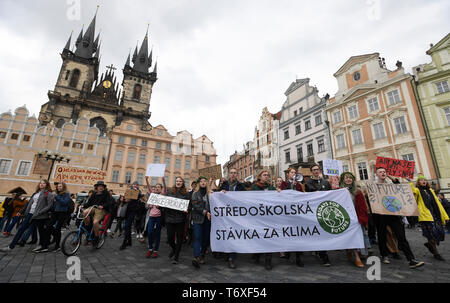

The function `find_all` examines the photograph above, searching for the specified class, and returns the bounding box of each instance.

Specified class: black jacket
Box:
[85,191,112,213]
[219,180,246,192]
[164,188,189,224]
[189,189,210,225]
[305,178,331,192]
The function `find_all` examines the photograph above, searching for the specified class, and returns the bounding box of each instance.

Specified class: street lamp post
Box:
[37,151,71,181]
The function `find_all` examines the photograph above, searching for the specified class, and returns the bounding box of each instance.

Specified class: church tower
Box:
[54,11,100,98]
[122,28,158,129]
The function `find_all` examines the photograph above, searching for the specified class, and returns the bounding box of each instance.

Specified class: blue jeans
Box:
[193,219,211,258]
[0,217,6,231]
[9,214,34,249]
[147,216,161,251]
[20,224,38,243]
[5,216,21,233]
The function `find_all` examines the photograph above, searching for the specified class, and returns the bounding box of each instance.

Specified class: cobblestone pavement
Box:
[0,223,449,283]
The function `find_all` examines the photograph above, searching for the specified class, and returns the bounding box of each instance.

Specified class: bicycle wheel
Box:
[95,234,106,249]
[61,230,82,256]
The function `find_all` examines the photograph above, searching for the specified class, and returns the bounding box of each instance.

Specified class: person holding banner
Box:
[279,167,305,267]
[219,168,246,269]
[410,175,449,261]
[339,172,369,268]
[305,164,332,267]
[165,177,189,264]
[190,177,212,268]
[250,170,277,270]
[374,167,424,269]
[144,177,166,258]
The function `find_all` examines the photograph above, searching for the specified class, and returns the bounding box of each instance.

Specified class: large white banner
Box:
[210,189,365,253]
[147,193,189,212]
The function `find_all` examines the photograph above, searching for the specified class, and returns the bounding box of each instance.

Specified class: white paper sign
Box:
[323,159,344,176]
[147,193,189,212]
[210,189,365,253]
[145,163,166,177]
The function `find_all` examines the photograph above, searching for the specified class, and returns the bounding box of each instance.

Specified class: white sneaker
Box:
[32,246,42,252]
[0,246,12,253]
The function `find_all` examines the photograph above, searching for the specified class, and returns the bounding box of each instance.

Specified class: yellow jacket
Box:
[0,200,4,217]
[410,183,449,224]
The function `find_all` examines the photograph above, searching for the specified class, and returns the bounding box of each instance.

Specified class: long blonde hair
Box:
[194,177,211,194]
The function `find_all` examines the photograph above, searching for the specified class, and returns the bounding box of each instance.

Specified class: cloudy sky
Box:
[0,0,449,166]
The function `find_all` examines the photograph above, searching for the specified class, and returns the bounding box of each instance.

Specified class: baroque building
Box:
[413,33,450,193]
[326,53,437,184]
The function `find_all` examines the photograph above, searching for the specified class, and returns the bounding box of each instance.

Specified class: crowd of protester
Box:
[0,164,448,272]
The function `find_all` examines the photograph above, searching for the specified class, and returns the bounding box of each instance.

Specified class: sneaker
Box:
[146,250,153,258]
[322,256,331,267]
[198,255,205,264]
[434,254,445,261]
[172,259,179,265]
[18,241,25,247]
[192,257,200,268]
[382,256,390,264]
[39,248,49,253]
[409,260,425,269]
[169,250,175,259]
[32,246,43,252]
[0,246,12,253]
[151,251,158,258]
[52,247,61,252]
[228,259,236,269]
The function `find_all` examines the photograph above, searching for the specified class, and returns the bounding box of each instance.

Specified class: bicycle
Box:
[61,205,110,256]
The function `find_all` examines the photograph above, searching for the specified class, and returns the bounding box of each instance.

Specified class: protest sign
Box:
[147,193,189,212]
[124,189,139,200]
[146,163,166,177]
[323,159,343,177]
[365,182,418,216]
[210,189,365,253]
[199,164,222,180]
[54,165,106,185]
[376,156,415,179]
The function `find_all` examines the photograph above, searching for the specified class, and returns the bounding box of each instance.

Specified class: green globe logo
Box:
[316,201,351,234]
[382,196,402,213]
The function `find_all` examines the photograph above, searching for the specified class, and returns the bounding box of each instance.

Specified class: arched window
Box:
[90,117,107,136]
[133,84,142,100]
[69,69,80,88]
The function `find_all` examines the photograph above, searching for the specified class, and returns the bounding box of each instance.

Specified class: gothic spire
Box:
[132,29,150,73]
[64,31,73,51]
[74,10,98,59]
[125,52,131,67]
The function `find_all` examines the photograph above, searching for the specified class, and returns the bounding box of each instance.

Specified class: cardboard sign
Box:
[124,189,139,200]
[323,159,343,177]
[146,163,166,177]
[376,157,415,179]
[199,164,222,180]
[147,193,189,212]
[365,182,419,216]
[54,165,106,185]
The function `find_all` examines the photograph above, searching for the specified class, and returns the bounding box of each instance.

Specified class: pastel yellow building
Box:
[413,33,450,193]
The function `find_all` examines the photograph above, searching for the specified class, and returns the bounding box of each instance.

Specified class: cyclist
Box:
[82,181,112,246]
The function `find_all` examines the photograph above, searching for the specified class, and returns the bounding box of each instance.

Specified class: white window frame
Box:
[112,170,120,183]
[137,173,144,185]
[118,136,125,144]
[393,116,408,134]
[0,158,13,175]
[372,122,386,140]
[130,137,137,146]
[115,150,123,161]
[175,158,181,169]
[16,160,32,176]
[139,153,146,165]
[444,107,450,126]
[333,111,342,124]
[336,134,346,150]
[357,162,369,180]
[352,129,363,145]
[317,138,325,153]
[315,114,323,126]
[347,105,359,120]
[436,80,450,94]
[185,159,191,170]
[387,89,401,106]
[367,97,380,113]
[124,172,132,184]
[127,151,136,163]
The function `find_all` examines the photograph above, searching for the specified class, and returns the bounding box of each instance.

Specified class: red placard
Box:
[375,157,415,179]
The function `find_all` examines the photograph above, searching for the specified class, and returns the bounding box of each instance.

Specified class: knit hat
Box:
[417,174,426,181]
